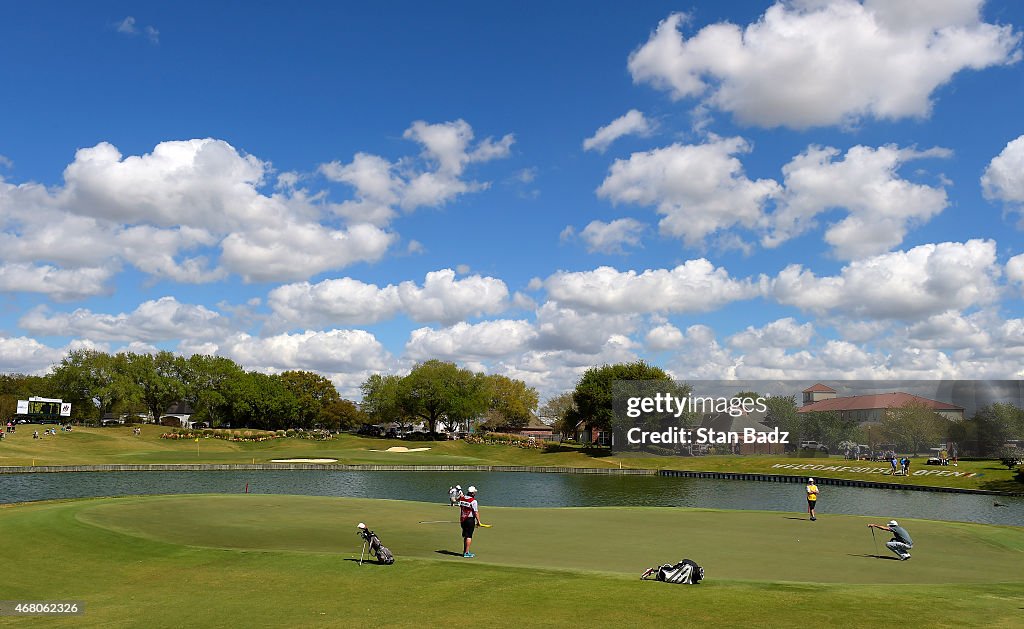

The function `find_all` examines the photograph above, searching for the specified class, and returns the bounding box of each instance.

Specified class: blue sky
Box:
[1,0,1023,398]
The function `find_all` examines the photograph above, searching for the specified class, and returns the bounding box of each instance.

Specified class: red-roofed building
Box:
[517,415,555,441]
[802,383,837,405]
[798,390,964,423]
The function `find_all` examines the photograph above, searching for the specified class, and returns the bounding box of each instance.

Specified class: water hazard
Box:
[3,470,1021,526]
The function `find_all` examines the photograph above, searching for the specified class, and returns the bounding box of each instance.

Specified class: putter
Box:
[871,527,878,556]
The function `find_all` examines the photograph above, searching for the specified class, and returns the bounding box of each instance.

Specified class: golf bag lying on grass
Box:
[357,523,395,565]
[640,559,704,584]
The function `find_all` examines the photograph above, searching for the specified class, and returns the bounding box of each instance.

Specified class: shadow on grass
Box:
[342,558,390,565]
[783,517,808,521]
[848,554,901,561]
[542,444,613,458]
[435,550,465,557]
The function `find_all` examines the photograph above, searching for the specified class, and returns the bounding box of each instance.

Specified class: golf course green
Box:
[3,494,1022,628]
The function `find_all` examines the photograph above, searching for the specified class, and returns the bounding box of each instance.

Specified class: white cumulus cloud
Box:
[0,336,69,374]
[0,138,400,294]
[1007,253,1024,290]
[219,222,394,283]
[645,322,686,351]
[728,318,815,351]
[267,269,510,329]
[982,135,1024,217]
[405,320,538,360]
[772,239,1001,320]
[597,137,779,246]
[629,2,1021,129]
[578,218,645,254]
[583,109,653,153]
[768,145,950,259]
[217,329,390,375]
[0,263,117,302]
[18,297,234,343]
[322,119,514,224]
[543,260,763,315]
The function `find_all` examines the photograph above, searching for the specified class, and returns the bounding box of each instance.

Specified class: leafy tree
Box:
[971,403,1024,456]
[389,361,490,434]
[320,399,369,431]
[280,370,342,429]
[124,351,184,424]
[571,361,676,437]
[538,392,576,437]
[360,374,406,425]
[763,395,800,442]
[946,417,974,456]
[881,402,945,455]
[805,411,858,451]
[1,373,55,419]
[1,373,54,397]
[480,374,539,432]
[49,350,131,419]
[223,371,298,430]
[176,355,244,427]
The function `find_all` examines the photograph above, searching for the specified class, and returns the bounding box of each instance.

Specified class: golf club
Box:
[357,522,368,565]
[870,526,878,556]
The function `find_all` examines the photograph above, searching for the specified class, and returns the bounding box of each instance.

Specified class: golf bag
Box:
[357,525,395,565]
[640,559,704,584]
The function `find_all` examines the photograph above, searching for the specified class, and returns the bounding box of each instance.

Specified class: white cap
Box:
[467,485,477,494]
[456,485,461,490]
[808,478,814,483]
[357,522,366,529]
[888,520,898,527]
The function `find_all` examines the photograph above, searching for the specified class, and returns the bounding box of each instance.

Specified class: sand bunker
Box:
[270,458,338,463]
[368,446,431,453]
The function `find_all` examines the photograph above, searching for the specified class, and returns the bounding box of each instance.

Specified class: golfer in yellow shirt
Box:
[806,477,819,521]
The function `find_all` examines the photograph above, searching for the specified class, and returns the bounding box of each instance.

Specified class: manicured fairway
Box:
[2,495,1022,628]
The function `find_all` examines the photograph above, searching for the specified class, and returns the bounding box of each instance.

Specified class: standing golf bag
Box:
[357,524,395,565]
[640,559,704,584]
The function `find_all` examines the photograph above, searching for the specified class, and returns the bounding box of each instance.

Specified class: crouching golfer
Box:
[868,520,914,560]
[458,485,484,558]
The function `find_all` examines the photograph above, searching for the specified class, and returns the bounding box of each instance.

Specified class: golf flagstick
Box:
[478,523,491,528]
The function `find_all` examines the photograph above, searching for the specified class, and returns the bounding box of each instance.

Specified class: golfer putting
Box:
[457,485,485,558]
[868,520,914,560]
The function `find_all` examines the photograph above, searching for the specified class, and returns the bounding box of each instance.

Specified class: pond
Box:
[3,470,1021,526]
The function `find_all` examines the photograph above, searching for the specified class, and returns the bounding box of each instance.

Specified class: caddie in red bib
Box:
[458,486,484,558]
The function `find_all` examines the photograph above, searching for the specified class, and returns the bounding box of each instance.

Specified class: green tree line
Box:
[3,349,364,430]
[537,362,1024,457]
[359,359,539,434]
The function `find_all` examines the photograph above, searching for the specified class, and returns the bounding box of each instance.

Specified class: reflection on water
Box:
[2,470,1021,526]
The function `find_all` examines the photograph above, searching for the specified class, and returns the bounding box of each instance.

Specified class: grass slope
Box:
[2,495,1022,628]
